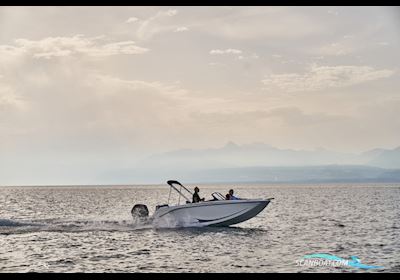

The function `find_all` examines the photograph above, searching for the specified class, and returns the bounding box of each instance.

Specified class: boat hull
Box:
[152,199,270,227]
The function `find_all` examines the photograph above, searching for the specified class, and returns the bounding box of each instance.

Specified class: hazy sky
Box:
[0,6,399,184]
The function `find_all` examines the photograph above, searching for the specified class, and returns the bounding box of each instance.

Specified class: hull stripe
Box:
[196,208,249,223]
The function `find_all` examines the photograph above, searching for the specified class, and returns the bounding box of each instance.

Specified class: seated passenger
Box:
[192,186,205,203]
[226,189,240,200]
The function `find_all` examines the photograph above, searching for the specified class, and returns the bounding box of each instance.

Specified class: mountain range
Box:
[139,141,400,170]
[97,142,400,184]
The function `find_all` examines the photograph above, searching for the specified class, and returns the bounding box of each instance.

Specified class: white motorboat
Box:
[131,180,273,227]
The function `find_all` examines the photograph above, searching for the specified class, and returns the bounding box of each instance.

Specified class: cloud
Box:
[197,7,324,41]
[317,42,355,56]
[136,9,179,40]
[208,49,257,60]
[191,107,346,127]
[0,60,196,160]
[126,17,139,23]
[209,48,242,55]
[166,9,178,17]
[208,62,224,66]
[377,42,389,46]
[237,53,259,60]
[261,107,347,126]
[314,29,391,57]
[91,41,149,56]
[0,77,23,110]
[0,77,27,136]
[0,35,149,60]
[328,10,339,16]
[261,65,395,92]
[90,74,188,99]
[174,26,189,32]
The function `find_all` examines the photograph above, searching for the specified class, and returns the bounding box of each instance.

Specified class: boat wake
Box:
[0,218,42,227]
[0,215,206,235]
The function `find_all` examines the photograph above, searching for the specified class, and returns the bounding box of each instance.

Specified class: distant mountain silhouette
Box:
[96,142,400,184]
[367,147,400,168]
[178,165,400,184]
[140,142,400,169]
[98,164,400,184]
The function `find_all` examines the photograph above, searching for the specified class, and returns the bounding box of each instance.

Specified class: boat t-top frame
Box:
[166,180,228,206]
[167,180,194,205]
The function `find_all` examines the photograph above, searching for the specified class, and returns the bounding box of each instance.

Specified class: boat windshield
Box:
[212,192,226,201]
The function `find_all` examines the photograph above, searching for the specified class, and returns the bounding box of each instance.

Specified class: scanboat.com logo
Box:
[297,253,384,270]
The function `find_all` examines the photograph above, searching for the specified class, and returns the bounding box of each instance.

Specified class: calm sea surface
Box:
[0,183,399,273]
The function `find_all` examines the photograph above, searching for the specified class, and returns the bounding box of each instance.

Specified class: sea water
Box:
[0,183,399,272]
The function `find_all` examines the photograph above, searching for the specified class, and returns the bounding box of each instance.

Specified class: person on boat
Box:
[226,189,240,200]
[192,186,205,203]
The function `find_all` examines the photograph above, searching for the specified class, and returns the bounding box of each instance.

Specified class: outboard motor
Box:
[131,204,149,222]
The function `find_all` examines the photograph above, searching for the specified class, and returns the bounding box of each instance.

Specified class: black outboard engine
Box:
[131,204,149,221]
